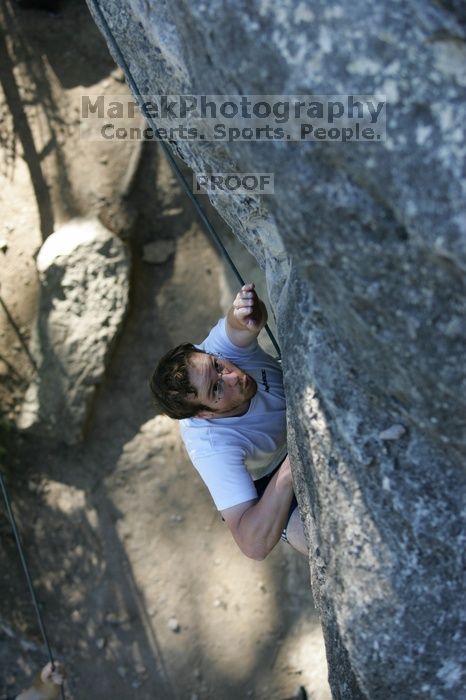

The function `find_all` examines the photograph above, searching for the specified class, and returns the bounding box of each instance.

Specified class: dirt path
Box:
[0,3,330,698]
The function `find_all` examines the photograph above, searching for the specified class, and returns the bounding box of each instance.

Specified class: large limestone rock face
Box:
[87,1,465,698]
[19,218,130,444]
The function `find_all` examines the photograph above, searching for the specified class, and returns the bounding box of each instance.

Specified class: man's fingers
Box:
[241,282,255,292]
[234,283,256,306]
[234,295,254,309]
[235,307,252,318]
[241,287,255,299]
[235,307,259,328]
[233,283,261,330]
[41,661,65,684]
[41,663,54,682]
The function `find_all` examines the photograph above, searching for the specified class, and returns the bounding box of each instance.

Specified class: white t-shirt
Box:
[180,318,287,510]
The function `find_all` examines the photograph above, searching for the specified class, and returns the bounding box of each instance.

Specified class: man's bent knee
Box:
[285,508,308,556]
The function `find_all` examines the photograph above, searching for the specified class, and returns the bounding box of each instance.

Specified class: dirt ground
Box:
[0,2,330,698]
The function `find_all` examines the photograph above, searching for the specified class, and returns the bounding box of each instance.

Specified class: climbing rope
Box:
[88,0,281,359]
[0,471,65,700]
[1,8,281,697]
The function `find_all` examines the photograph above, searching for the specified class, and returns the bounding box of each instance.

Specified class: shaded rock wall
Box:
[87,1,466,698]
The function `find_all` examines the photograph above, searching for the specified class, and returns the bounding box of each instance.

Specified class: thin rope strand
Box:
[0,471,65,700]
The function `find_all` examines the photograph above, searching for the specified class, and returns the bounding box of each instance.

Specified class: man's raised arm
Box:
[226,283,268,348]
[221,456,295,560]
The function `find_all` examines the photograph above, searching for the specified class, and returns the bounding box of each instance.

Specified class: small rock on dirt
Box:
[379,424,406,440]
[167,616,181,633]
[111,67,126,82]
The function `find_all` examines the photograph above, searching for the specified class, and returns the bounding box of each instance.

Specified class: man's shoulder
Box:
[180,414,247,451]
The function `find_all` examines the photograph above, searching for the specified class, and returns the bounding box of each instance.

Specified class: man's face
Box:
[187,352,257,418]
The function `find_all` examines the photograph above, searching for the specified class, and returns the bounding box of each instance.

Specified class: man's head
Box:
[150,343,257,420]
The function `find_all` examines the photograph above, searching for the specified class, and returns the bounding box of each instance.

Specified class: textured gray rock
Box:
[18,218,130,444]
[87,1,465,698]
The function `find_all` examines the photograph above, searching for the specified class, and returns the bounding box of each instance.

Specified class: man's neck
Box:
[209,399,251,419]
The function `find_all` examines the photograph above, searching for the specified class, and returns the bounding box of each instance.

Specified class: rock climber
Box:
[150,282,308,560]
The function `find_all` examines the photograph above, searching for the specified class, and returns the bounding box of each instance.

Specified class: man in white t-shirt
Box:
[150,283,307,559]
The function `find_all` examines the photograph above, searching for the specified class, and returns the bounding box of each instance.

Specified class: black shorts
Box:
[254,463,298,542]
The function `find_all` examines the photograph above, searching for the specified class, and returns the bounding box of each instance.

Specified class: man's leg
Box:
[285,508,308,556]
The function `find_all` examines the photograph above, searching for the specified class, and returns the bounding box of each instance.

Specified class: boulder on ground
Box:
[18,217,130,444]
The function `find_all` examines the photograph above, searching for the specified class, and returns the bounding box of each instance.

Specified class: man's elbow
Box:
[240,540,273,561]
[232,511,275,560]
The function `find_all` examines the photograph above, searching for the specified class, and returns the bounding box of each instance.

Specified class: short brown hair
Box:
[149,343,210,420]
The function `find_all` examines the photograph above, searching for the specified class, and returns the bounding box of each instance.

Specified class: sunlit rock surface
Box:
[18,218,130,443]
[88,1,466,698]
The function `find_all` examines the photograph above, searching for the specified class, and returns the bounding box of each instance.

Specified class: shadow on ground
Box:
[0,2,329,696]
